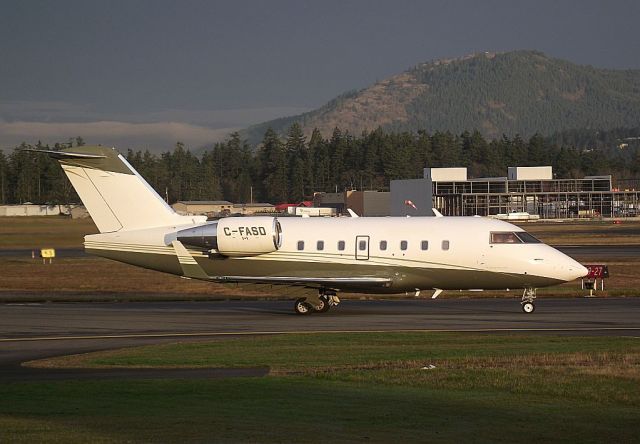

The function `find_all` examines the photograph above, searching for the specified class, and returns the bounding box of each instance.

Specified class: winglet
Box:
[432,288,443,299]
[172,240,210,280]
[432,208,444,217]
[347,209,359,218]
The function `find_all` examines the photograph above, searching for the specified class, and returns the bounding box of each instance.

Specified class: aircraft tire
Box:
[313,296,331,313]
[294,298,313,315]
[522,302,535,313]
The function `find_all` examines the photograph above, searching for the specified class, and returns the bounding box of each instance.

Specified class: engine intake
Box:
[176,217,282,257]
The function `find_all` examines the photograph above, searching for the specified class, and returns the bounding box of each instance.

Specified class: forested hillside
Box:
[244,51,640,144]
[2,126,639,205]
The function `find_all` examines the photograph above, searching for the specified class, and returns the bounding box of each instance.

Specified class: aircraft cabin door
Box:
[355,235,370,260]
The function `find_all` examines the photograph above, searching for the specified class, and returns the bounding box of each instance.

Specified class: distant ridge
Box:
[243,50,640,144]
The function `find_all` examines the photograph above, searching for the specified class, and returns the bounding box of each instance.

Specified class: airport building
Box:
[391,166,640,219]
[172,200,234,216]
[231,202,276,215]
[313,190,390,216]
[0,204,87,218]
[172,200,274,216]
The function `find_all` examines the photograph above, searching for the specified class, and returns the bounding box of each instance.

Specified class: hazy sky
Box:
[1,0,639,150]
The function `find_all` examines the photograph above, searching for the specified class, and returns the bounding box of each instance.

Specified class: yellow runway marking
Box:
[2,326,640,342]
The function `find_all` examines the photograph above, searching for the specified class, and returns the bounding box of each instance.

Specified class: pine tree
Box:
[285,123,308,201]
[0,151,8,204]
[257,128,288,203]
[10,145,40,203]
[329,127,346,191]
[200,150,222,200]
[508,134,527,166]
[527,134,549,165]
[309,128,329,192]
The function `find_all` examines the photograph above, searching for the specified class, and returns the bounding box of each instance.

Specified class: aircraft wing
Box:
[172,240,391,289]
[210,275,392,289]
[216,281,318,299]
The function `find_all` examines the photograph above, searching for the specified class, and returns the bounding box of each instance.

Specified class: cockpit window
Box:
[490,232,522,244]
[490,231,541,244]
[515,232,542,244]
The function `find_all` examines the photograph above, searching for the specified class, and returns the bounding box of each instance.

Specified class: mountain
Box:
[243,50,640,144]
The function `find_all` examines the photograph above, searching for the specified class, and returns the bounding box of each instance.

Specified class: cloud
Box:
[139,107,311,127]
[0,101,311,127]
[0,121,238,152]
[0,101,313,151]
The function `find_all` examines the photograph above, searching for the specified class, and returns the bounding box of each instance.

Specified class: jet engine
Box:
[176,217,282,257]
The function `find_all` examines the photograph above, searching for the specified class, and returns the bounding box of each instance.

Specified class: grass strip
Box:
[5,332,640,442]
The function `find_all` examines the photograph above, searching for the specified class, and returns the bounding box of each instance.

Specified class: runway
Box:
[1,297,639,381]
[3,297,640,340]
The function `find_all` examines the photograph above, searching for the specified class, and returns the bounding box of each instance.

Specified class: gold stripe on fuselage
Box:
[83,241,482,272]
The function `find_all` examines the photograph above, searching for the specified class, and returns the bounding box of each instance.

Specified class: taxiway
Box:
[1,297,638,381]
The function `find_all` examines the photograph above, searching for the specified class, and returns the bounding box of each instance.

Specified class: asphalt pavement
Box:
[1,297,638,381]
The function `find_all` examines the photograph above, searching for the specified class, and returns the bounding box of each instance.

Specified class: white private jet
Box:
[32,146,587,314]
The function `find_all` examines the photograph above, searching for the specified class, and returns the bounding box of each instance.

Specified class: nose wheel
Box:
[522,301,535,313]
[521,287,536,314]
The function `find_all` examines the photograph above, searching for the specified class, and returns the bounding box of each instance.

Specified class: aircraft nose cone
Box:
[568,263,589,280]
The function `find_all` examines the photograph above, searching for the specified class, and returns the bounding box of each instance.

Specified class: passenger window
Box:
[297,241,304,251]
[338,240,345,251]
[400,241,408,251]
[442,240,450,250]
[380,240,387,251]
[317,240,324,251]
[421,240,429,250]
[359,240,367,251]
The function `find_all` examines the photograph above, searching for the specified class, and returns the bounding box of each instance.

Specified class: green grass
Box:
[3,332,639,443]
[29,332,640,370]
[1,377,638,443]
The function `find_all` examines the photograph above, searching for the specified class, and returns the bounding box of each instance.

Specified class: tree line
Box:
[1,125,639,205]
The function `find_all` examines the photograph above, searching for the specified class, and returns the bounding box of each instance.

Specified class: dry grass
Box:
[0,257,270,299]
[291,352,640,379]
[516,219,640,245]
[2,217,640,300]
[2,254,640,300]
[0,216,97,249]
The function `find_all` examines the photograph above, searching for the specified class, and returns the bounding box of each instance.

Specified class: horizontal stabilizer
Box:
[20,148,107,159]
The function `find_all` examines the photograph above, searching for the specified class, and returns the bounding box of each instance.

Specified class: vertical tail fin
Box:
[37,146,188,233]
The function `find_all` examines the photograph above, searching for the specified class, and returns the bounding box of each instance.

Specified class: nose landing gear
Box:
[521,287,536,313]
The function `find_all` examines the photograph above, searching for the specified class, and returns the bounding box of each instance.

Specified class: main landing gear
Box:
[521,287,536,313]
[294,290,341,315]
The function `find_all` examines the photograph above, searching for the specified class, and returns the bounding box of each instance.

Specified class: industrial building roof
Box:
[176,200,232,205]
